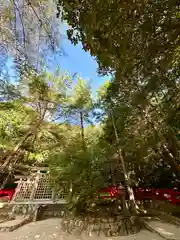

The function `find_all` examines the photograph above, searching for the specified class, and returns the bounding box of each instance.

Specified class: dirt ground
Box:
[0,218,164,240]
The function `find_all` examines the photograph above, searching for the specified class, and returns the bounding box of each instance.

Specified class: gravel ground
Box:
[0,218,164,240]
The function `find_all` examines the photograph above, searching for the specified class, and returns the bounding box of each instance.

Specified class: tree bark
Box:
[80,111,85,149]
[110,110,138,214]
[162,144,180,177]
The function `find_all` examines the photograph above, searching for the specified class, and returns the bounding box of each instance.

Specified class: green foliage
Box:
[0,78,21,102]
[0,70,74,167]
[67,77,93,122]
[97,76,180,188]
[70,77,92,109]
[59,0,179,78]
[48,125,110,213]
[58,0,180,191]
[0,102,35,149]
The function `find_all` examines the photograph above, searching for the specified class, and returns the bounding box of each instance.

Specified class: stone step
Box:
[146,209,180,226]
[145,220,180,240]
[0,216,31,232]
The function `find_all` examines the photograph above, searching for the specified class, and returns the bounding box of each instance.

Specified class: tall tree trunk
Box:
[80,111,85,149]
[110,110,138,214]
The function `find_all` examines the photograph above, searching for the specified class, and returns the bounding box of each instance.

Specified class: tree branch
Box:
[25,0,56,51]
[12,0,27,59]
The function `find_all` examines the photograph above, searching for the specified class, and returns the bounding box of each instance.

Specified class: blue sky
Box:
[50,38,109,96]
[48,22,110,96]
[1,23,109,96]
[60,41,107,93]
[3,38,108,96]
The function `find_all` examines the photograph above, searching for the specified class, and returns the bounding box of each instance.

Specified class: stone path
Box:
[0,218,165,240]
[145,220,180,240]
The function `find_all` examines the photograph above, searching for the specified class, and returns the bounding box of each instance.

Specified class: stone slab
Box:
[0,216,30,232]
[145,220,180,240]
[0,217,24,227]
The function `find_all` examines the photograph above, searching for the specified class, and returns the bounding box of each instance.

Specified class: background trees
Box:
[0,69,73,173]
[67,77,93,149]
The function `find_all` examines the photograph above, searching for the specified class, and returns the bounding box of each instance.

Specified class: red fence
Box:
[1,185,180,205]
[0,189,15,201]
[97,186,180,205]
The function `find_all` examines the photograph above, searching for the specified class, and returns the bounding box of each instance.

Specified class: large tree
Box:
[58,0,180,187]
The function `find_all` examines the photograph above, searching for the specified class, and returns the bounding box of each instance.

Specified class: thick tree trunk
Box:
[116,148,138,214]
[110,110,138,214]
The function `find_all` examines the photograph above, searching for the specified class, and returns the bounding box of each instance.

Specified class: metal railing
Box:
[11,173,67,204]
